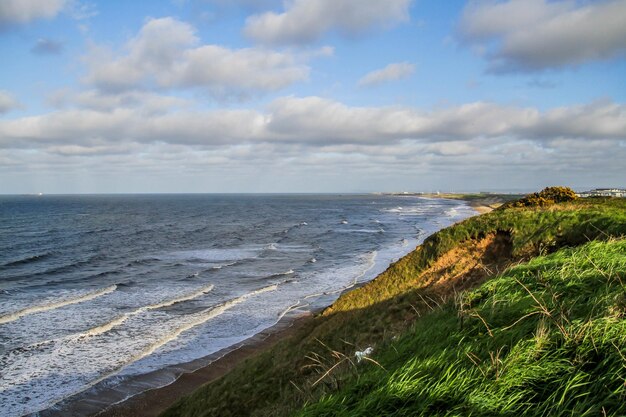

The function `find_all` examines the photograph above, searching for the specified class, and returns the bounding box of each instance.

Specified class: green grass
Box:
[162,197,626,417]
[329,198,626,313]
[299,239,626,416]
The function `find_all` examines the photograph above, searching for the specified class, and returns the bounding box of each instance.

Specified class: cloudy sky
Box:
[0,0,625,194]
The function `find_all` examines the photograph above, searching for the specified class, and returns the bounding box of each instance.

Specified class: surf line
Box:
[0,285,118,325]
[127,284,278,363]
[48,284,281,413]
[76,283,216,338]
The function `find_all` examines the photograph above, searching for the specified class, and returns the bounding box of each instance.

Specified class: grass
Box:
[162,197,626,417]
[300,239,626,416]
[328,197,626,312]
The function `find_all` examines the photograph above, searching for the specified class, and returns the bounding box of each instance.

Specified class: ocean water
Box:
[0,194,475,416]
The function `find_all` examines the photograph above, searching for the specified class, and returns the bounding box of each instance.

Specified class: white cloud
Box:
[358,62,415,87]
[1,94,624,193]
[244,0,412,45]
[265,97,541,143]
[46,89,191,113]
[0,91,20,114]
[83,17,312,98]
[459,0,626,72]
[0,0,66,27]
[1,96,624,151]
[529,100,626,139]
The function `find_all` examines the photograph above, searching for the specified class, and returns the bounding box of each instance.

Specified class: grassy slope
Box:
[301,239,626,416]
[162,198,626,417]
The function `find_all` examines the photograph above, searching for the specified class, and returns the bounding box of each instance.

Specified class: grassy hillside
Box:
[162,195,626,417]
[301,238,626,416]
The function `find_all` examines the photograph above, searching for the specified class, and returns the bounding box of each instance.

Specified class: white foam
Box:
[334,228,384,234]
[210,261,238,270]
[124,284,277,368]
[0,285,117,325]
[76,283,216,338]
[264,243,310,253]
[0,284,278,416]
[302,251,378,300]
[170,248,259,263]
[145,283,215,311]
[77,314,131,338]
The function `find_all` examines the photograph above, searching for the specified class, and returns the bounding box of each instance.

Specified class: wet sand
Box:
[468,202,494,214]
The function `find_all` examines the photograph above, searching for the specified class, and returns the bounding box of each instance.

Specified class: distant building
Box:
[578,188,626,198]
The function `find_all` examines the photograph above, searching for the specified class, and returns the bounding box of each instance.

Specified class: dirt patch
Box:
[418,231,514,294]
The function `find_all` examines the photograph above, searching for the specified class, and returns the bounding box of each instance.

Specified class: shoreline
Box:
[48,197,484,417]
[73,312,315,417]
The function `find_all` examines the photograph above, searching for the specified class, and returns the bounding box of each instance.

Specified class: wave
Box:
[14,269,126,293]
[383,205,428,216]
[0,285,118,325]
[2,252,53,268]
[0,278,258,417]
[279,222,309,236]
[76,314,131,338]
[145,283,215,311]
[125,258,161,267]
[75,283,216,338]
[118,284,279,370]
[303,251,378,301]
[334,228,385,234]
[171,248,259,264]
[3,254,104,282]
[276,300,303,322]
[268,269,295,279]
[209,261,238,270]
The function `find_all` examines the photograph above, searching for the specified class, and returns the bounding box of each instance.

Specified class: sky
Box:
[0,0,625,194]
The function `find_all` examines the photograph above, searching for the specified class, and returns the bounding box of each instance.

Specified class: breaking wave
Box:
[0,285,117,325]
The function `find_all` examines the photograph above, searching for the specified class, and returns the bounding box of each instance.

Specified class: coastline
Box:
[385,192,520,214]
[65,312,315,417]
[47,196,484,417]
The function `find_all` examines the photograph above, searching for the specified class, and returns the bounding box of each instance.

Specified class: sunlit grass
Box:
[300,239,626,416]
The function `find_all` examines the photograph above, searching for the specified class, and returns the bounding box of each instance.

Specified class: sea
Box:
[0,194,475,416]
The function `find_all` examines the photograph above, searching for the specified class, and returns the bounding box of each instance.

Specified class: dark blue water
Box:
[0,194,474,416]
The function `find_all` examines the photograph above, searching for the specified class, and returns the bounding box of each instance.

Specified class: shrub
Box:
[502,186,577,208]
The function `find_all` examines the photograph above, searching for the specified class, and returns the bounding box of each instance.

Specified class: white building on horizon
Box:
[578,188,626,198]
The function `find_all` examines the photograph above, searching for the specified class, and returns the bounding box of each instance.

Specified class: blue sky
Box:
[0,0,625,194]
